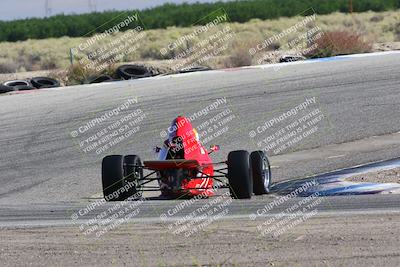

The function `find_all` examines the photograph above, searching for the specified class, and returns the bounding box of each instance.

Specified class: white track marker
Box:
[326,154,346,159]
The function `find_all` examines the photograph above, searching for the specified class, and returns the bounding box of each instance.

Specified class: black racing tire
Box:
[88,75,116,84]
[102,155,140,201]
[250,151,272,195]
[117,65,152,80]
[30,77,60,89]
[227,150,253,199]
[0,84,16,94]
[3,80,34,90]
[123,155,143,198]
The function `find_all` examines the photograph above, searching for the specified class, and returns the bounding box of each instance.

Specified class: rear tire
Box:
[251,151,271,195]
[102,155,141,201]
[227,150,252,199]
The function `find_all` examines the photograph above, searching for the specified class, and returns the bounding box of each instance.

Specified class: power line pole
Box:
[88,0,97,12]
[349,0,353,14]
[45,0,52,17]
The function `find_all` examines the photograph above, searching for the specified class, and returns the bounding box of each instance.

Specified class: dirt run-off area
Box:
[346,167,400,184]
[1,213,399,266]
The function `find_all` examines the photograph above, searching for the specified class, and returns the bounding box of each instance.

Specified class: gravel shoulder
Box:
[346,167,400,184]
[1,213,399,266]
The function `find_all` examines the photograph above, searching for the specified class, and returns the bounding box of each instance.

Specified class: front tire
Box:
[124,155,143,198]
[251,151,272,195]
[227,150,253,199]
[102,155,141,201]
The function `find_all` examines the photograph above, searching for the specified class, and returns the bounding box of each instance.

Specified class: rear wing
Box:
[143,159,200,170]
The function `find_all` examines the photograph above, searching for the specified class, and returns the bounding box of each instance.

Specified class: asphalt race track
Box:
[0,194,399,228]
[1,52,400,222]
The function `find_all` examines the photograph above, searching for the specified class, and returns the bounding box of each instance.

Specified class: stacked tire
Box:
[0,77,60,94]
[30,77,60,89]
[116,65,154,80]
[0,80,34,93]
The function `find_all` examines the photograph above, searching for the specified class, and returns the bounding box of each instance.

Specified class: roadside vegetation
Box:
[0,10,399,85]
[305,31,372,58]
[1,0,400,43]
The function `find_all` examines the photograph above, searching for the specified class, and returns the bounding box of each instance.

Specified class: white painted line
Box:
[88,192,103,199]
[341,50,400,58]
[326,154,346,159]
[2,209,400,228]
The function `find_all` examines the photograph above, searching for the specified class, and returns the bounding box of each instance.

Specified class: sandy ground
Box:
[1,213,399,266]
[346,168,400,184]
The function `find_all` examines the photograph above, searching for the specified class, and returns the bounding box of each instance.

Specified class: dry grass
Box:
[223,40,255,68]
[60,63,118,86]
[306,31,372,58]
[0,10,399,77]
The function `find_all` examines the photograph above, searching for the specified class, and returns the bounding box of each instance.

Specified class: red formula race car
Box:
[101,116,272,200]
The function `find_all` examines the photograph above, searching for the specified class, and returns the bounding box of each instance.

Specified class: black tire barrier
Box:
[30,77,60,89]
[2,80,34,91]
[88,75,116,84]
[279,55,306,63]
[0,84,16,94]
[116,65,153,80]
[178,66,211,73]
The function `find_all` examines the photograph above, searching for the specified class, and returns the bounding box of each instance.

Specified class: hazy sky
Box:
[0,0,232,21]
